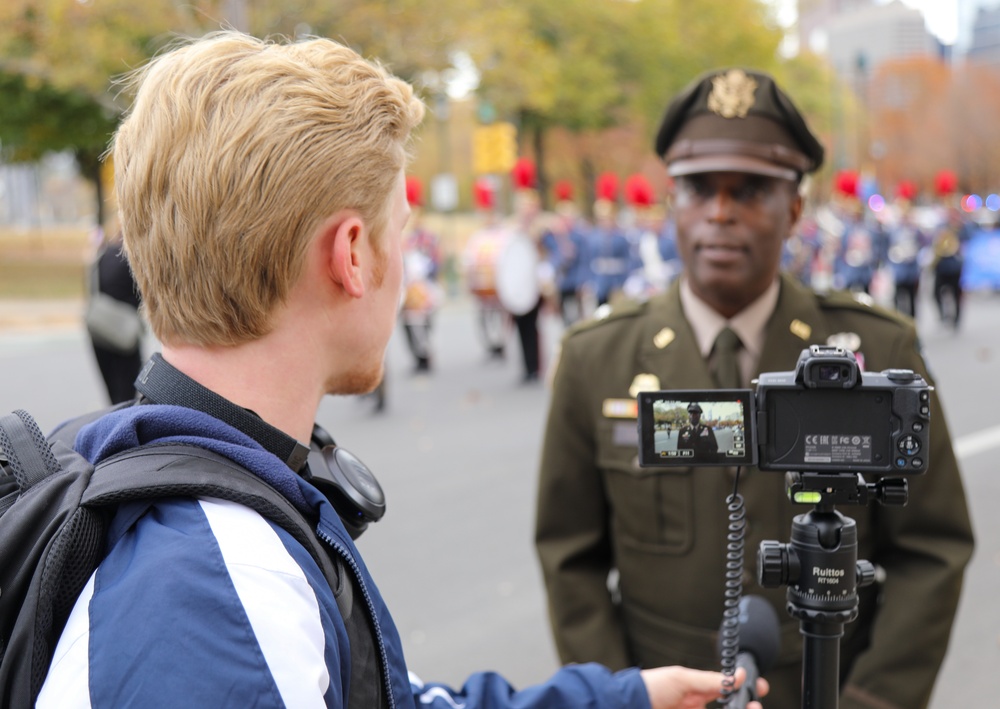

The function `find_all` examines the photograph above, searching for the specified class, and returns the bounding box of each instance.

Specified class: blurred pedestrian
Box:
[886,189,928,319]
[827,172,878,295]
[586,174,631,307]
[542,180,589,326]
[463,178,510,359]
[400,176,443,373]
[505,160,546,383]
[930,207,967,327]
[84,225,143,404]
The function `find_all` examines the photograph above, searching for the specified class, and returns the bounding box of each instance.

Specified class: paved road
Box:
[1,289,998,705]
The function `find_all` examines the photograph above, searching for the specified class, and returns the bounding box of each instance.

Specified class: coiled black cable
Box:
[719,467,746,703]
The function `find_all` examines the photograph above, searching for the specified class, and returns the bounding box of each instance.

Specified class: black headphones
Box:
[306,424,385,539]
[135,354,385,539]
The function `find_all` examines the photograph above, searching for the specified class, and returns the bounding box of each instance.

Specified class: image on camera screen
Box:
[637,390,757,467]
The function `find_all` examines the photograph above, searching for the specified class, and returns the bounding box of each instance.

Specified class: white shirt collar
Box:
[679,278,781,372]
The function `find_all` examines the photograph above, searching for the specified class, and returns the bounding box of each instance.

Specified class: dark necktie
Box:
[712,327,743,389]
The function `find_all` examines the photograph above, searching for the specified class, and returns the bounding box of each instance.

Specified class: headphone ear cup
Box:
[306,445,386,540]
[311,423,337,449]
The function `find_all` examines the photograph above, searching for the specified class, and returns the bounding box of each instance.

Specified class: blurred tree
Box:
[457,0,796,209]
[288,0,466,80]
[943,62,1000,196]
[0,0,846,218]
[867,58,948,192]
[0,71,118,225]
[0,0,208,224]
[866,57,1000,197]
[771,51,849,198]
[461,0,630,204]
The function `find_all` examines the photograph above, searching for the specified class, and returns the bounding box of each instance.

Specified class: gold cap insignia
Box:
[826,332,862,352]
[789,319,812,341]
[708,69,758,119]
[629,373,661,399]
[653,327,676,349]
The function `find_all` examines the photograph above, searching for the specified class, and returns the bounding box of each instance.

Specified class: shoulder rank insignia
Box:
[852,291,875,307]
[594,303,613,320]
[708,69,758,119]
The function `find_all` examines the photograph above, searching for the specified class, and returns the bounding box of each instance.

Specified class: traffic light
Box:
[473,122,517,175]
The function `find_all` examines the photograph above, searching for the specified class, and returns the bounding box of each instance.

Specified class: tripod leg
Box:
[800,620,843,709]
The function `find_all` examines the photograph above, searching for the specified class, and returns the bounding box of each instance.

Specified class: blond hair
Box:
[113,31,424,346]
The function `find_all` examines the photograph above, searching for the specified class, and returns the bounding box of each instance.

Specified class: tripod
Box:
[757,472,907,709]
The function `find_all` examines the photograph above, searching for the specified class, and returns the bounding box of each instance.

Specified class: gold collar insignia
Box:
[653,327,676,349]
[789,319,812,341]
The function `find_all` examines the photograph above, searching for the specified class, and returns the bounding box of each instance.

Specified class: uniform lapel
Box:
[634,280,717,392]
[632,275,832,388]
[757,274,832,375]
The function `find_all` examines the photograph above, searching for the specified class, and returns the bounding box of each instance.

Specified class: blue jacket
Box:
[38,404,651,709]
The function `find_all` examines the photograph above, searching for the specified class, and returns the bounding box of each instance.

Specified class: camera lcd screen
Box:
[637,390,757,467]
[760,388,895,472]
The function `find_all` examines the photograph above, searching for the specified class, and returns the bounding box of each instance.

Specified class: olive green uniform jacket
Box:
[535,274,973,709]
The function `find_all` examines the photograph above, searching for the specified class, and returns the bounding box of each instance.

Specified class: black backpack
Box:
[0,409,382,709]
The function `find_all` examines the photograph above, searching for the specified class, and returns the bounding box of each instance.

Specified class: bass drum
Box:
[495,233,541,316]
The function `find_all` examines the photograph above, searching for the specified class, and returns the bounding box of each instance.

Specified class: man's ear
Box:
[664,176,677,210]
[322,213,367,299]
[786,188,804,240]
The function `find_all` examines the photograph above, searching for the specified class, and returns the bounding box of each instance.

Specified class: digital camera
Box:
[637,345,931,474]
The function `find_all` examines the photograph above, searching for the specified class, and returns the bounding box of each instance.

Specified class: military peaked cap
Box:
[655,68,824,181]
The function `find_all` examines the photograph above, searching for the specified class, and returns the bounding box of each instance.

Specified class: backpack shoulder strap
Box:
[0,411,62,493]
[85,444,342,590]
[87,444,384,709]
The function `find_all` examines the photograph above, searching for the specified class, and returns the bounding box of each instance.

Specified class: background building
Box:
[798,0,877,55]
[795,0,946,107]
[958,0,1000,56]
[966,4,1000,67]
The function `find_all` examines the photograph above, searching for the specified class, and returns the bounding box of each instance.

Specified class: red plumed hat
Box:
[473,178,495,210]
[833,169,859,198]
[511,157,537,190]
[553,179,574,202]
[624,174,655,207]
[896,180,918,202]
[595,172,619,202]
[934,170,958,197]
[405,176,423,207]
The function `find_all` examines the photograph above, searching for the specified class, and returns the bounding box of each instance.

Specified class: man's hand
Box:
[640,665,768,709]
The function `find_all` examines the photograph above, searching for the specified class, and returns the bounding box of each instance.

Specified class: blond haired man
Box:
[36,32,763,709]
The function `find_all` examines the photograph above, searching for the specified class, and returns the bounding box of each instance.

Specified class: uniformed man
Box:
[535,68,974,709]
[676,403,718,459]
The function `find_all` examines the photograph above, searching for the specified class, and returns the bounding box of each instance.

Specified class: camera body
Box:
[638,345,931,474]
